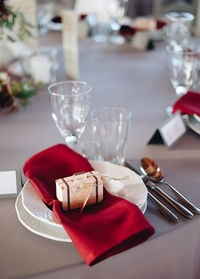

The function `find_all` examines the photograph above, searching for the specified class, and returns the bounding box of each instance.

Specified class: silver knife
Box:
[125,161,193,219]
[141,175,193,219]
[125,161,179,223]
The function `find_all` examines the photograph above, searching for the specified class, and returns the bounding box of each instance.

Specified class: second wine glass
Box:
[166,45,199,116]
[48,81,92,150]
[167,45,199,97]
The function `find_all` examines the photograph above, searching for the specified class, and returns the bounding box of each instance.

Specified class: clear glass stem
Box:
[175,86,188,96]
[166,106,173,118]
[65,135,79,151]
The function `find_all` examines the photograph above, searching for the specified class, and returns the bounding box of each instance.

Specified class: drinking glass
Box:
[165,12,194,47]
[108,0,128,45]
[48,81,92,150]
[167,45,199,97]
[91,107,132,165]
[36,1,54,36]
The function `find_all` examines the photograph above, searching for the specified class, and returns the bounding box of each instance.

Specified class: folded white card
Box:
[0,170,21,198]
[148,112,187,148]
[159,113,186,147]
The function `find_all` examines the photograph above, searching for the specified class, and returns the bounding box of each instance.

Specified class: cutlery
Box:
[141,175,193,219]
[125,160,193,219]
[146,187,179,223]
[140,157,200,214]
[125,161,179,223]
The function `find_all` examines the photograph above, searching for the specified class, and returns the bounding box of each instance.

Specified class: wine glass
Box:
[108,0,129,45]
[166,44,199,116]
[165,12,194,48]
[167,45,199,96]
[48,81,92,150]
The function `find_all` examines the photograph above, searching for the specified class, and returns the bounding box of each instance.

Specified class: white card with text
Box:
[0,170,21,198]
[159,113,187,148]
[0,171,17,195]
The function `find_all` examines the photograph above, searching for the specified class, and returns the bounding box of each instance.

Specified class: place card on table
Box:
[62,10,79,80]
[148,113,187,148]
[131,32,150,51]
[9,0,38,50]
[0,169,21,198]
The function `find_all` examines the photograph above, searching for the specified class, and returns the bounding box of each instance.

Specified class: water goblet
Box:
[48,81,92,150]
[166,44,199,116]
[36,1,54,36]
[165,12,194,47]
[108,0,129,45]
[167,45,199,97]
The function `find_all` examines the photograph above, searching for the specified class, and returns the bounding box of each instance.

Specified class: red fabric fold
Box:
[23,144,155,266]
[119,20,166,37]
[172,91,200,116]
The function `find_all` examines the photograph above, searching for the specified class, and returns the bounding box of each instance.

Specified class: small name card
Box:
[62,10,79,80]
[148,113,187,148]
[0,170,21,198]
[131,32,150,51]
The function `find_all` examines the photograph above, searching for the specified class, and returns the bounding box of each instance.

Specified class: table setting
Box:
[1,1,200,278]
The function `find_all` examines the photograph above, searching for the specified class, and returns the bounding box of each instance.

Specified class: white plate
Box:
[15,193,70,242]
[48,21,62,31]
[16,161,147,242]
[16,192,147,242]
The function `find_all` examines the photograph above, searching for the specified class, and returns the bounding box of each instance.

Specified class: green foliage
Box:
[0,1,34,42]
[11,81,37,107]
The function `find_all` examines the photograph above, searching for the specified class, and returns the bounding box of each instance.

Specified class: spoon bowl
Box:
[140,157,200,214]
[140,157,163,180]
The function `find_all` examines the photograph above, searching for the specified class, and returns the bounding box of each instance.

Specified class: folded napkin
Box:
[172,91,200,116]
[23,144,155,266]
[156,20,166,29]
[119,20,166,37]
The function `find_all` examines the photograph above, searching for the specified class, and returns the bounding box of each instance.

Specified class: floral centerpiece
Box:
[0,0,33,42]
[0,0,37,112]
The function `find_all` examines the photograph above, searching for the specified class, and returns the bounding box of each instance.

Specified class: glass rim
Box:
[91,106,132,123]
[165,12,195,22]
[48,81,92,97]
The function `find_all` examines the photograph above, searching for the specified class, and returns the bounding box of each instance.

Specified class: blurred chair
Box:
[152,0,200,37]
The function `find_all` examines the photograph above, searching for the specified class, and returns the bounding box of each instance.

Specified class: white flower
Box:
[0,72,9,83]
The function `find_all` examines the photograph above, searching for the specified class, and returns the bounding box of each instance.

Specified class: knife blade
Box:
[125,160,193,219]
[125,161,179,223]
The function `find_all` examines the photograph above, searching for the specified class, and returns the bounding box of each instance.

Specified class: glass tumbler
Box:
[91,107,132,165]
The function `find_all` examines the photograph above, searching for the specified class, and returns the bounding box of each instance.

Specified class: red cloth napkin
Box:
[172,91,200,116]
[119,20,166,37]
[23,144,155,266]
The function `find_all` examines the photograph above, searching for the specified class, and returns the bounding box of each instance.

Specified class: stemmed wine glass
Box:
[48,81,92,150]
[167,45,199,96]
[164,12,194,48]
[108,0,129,45]
[166,45,199,116]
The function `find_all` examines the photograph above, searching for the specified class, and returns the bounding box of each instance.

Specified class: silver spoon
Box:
[141,157,200,215]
